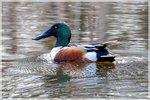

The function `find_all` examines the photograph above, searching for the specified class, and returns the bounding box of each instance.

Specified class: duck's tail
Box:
[98,54,115,62]
[96,40,118,62]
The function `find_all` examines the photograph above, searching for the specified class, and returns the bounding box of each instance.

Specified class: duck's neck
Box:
[56,38,70,47]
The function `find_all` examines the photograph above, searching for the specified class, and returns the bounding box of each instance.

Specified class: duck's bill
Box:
[32,29,52,40]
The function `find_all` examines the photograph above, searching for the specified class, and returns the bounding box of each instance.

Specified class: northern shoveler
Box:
[33,23,115,62]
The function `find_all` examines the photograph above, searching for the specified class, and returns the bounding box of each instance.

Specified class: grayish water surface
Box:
[2,2,148,99]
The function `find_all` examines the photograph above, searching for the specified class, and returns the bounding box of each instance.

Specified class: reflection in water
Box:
[2,56,147,98]
[2,2,148,99]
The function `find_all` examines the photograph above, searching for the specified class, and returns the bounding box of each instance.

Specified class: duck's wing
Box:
[78,44,115,62]
[81,44,106,51]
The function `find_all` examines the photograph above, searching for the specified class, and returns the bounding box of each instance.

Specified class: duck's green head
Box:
[33,23,71,47]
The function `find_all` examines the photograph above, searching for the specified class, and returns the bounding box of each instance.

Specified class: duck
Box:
[33,23,115,63]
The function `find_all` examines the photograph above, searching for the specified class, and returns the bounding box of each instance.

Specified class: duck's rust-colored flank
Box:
[54,48,85,62]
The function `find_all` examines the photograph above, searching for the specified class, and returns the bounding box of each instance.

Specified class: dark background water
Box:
[2,2,148,99]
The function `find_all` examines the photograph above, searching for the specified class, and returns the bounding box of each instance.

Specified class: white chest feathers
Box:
[50,47,62,60]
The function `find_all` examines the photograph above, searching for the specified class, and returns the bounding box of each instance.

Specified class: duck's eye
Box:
[54,26,58,29]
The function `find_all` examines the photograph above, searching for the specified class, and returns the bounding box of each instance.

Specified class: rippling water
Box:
[2,2,148,99]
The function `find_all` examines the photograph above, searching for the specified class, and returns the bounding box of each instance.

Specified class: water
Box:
[2,2,148,99]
